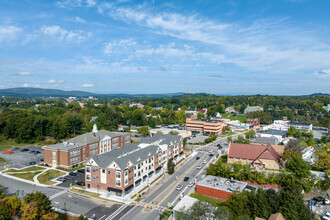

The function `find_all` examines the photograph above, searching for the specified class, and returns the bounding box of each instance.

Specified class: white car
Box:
[176,185,183,190]
[208,150,212,153]
[197,165,202,169]
[323,212,330,220]
[188,181,194,187]
[203,159,207,164]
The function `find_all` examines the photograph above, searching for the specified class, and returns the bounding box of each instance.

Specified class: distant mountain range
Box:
[0,87,328,98]
[0,87,185,98]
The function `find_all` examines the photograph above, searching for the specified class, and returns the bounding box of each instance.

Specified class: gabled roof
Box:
[68,130,128,145]
[139,133,182,146]
[88,143,159,170]
[268,213,285,220]
[228,143,281,165]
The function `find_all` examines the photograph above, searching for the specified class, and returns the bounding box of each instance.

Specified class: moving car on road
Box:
[203,159,207,164]
[196,156,200,160]
[184,177,189,182]
[188,181,194,187]
[176,185,183,190]
[197,165,202,169]
[29,161,36,165]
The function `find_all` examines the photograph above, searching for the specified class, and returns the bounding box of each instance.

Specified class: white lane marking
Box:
[49,190,67,200]
[99,214,106,220]
[105,205,128,220]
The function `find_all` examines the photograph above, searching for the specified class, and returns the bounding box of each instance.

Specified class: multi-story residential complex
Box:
[44,125,131,169]
[288,122,313,131]
[257,129,288,143]
[246,118,260,126]
[84,134,183,198]
[186,118,226,135]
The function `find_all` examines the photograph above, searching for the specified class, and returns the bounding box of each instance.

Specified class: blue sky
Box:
[0,0,329,95]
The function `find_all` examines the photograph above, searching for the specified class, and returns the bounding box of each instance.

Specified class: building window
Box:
[102,169,105,173]
[52,152,56,159]
[116,180,121,186]
[125,170,128,176]
[112,143,118,148]
[125,179,128,184]
[93,176,96,180]
[93,168,96,172]
[113,137,119,142]
[116,172,121,178]
[116,191,122,196]
[86,167,90,172]
[83,148,85,153]
[86,174,91,180]
[108,171,110,174]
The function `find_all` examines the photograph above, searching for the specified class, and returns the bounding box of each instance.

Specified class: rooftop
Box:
[173,196,199,212]
[197,175,247,193]
[288,122,312,126]
[250,137,278,145]
[260,129,288,136]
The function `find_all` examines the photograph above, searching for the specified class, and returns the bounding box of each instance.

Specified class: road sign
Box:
[70,183,72,187]
[167,202,170,208]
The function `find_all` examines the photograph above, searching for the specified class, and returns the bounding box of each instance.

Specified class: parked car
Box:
[76,181,85,186]
[57,177,66,182]
[40,158,44,162]
[29,150,36,154]
[34,151,41,154]
[188,181,194,187]
[176,185,183,190]
[29,161,36,165]
[196,156,200,160]
[197,165,202,169]
[323,212,330,220]
[184,177,189,182]
[69,172,77,176]
[203,159,207,164]
[208,150,213,153]
[77,169,85,173]
[313,197,330,205]
[21,148,29,152]
[209,154,214,157]
[12,147,20,151]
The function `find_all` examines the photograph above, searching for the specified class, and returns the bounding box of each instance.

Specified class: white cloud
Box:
[12,72,31,76]
[66,16,86,23]
[100,5,330,73]
[86,0,96,7]
[315,69,330,77]
[22,83,31,87]
[47,79,64,84]
[0,25,22,42]
[81,83,94,87]
[40,25,90,43]
[104,39,137,54]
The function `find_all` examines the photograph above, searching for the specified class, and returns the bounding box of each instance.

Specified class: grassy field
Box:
[0,157,6,164]
[7,166,46,172]
[222,113,247,123]
[0,139,30,151]
[8,171,42,181]
[70,164,85,171]
[37,169,66,185]
[70,188,100,198]
[190,193,225,207]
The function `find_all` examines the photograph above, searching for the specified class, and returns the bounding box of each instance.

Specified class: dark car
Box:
[34,151,41,154]
[184,177,189,182]
[76,181,85,186]
[29,150,36,154]
[196,156,200,160]
[77,169,85,173]
[209,154,214,157]
[21,148,29,152]
[40,158,44,162]
[29,161,36,165]
[12,147,20,151]
[69,172,77,176]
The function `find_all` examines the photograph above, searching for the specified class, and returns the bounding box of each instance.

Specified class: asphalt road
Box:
[121,150,215,220]
[0,175,123,218]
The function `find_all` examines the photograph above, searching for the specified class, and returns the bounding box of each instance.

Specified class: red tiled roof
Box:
[228,143,281,164]
[197,109,207,114]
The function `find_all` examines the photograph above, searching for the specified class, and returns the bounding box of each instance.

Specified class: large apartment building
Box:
[84,134,183,198]
[44,125,131,169]
[186,118,226,134]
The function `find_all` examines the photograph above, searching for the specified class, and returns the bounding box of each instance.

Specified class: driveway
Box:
[57,172,85,187]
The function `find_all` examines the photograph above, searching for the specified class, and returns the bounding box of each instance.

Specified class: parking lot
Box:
[0,146,44,171]
[57,171,85,188]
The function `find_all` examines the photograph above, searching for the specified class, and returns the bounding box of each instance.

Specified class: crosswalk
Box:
[137,202,167,211]
[105,204,128,220]
[49,189,68,200]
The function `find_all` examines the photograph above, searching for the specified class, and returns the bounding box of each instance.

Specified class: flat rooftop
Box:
[197,175,247,193]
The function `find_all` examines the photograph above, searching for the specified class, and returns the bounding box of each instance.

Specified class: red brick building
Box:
[44,124,130,169]
[85,134,183,198]
[196,176,247,200]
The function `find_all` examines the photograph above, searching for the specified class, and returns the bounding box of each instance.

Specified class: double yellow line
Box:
[150,153,208,205]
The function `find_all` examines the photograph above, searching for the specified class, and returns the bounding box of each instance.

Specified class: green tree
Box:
[21,192,52,218]
[167,159,175,174]
[169,130,179,135]
[0,200,12,220]
[137,126,150,137]
[66,115,84,135]
[0,187,5,199]
[78,214,89,220]
[244,130,255,139]
[285,155,311,178]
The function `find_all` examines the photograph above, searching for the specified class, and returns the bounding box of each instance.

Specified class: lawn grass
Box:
[190,193,225,207]
[7,166,46,172]
[70,188,100,198]
[0,157,6,164]
[0,139,29,151]
[8,171,42,181]
[222,113,247,123]
[37,169,66,185]
[70,164,85,171]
